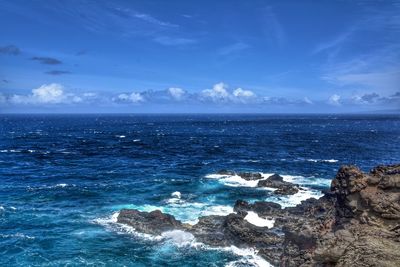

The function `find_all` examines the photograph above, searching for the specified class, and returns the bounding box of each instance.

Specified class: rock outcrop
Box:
[216,170,300,195]
[117,164,400,266]
[117,209,183,235]
[257,174,300,195]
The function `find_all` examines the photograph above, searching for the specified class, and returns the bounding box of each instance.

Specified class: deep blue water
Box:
[1,114,399,266]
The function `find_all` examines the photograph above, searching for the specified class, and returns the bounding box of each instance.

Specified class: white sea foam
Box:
[223,246,273,267]
[244,212,274,228]
[167,191,183,204]
[323,159,338,163]
[95,212,272,267]
[133,139,141,142]
[280,175,331,187]
[307,159,338,163]
[205,173,274,188]
[171,191,181,199]
[117,135,126,138]
[160,230,196,247]
[93,212,158,241]
[0,233,35,240]
[206,171,327,208]
[266,187,323,208]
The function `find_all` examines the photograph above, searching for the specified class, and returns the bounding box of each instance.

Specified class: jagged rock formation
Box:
[117,164,400,266]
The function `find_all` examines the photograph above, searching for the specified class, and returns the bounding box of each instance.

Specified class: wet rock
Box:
[117,209,183,235]
[237,172,263,180]
[234,200,282,217]
[190,213,282,249]
[257,174,300,195]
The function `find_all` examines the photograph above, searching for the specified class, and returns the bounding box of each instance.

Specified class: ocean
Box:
[1,114,399,266]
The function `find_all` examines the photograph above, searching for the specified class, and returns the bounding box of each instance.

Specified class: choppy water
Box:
[1,114,399,266]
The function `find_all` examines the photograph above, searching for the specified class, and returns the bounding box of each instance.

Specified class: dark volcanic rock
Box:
[117,164,400,267]
[117,209,183,235]
[234,200,282,217]
[282,164,400,266]
[257,174,300,195]
[237,172,263,180]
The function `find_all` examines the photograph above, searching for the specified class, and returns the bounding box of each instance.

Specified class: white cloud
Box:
[32,83,64,103]
[9,83,81,105]
[201,82,230,102]
[168,87,185,100]
[117,92,144,103]
[328,94,341,106]
[233,88,255,98]
[201,83,257,103]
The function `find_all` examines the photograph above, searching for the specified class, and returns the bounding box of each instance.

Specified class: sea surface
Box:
[1,114,399,266]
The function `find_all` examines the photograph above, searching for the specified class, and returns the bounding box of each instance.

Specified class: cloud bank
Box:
[1,82,399,113]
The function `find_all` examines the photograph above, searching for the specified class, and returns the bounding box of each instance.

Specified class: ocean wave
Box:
[266,187,324,208]
[0,149,21,153]
[306,159,338,163]
[206,172,330,189]
[95,212,271,267]
[280,175,331,187]
[167,191,183,204]
[205,172,327,208]
[27,183,75,191]
[0,205,16,212]
[0,233,35,240]
[221,246,272,267]
[205,173,274,188]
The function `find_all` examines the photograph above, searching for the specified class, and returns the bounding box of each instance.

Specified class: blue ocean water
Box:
[0,114,399,266]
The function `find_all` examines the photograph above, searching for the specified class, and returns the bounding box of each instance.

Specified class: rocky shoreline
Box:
[117,164,400,266]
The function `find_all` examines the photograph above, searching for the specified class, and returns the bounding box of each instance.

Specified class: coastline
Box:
[114,164,400,266]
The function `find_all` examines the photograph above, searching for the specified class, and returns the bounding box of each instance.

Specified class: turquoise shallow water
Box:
[0,114,399,266]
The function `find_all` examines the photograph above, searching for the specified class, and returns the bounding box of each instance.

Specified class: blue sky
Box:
[0,0,399,113]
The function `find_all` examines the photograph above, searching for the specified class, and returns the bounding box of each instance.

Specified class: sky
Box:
[0,0,399,113]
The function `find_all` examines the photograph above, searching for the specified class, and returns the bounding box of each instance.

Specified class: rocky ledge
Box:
[117,164,400,266]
